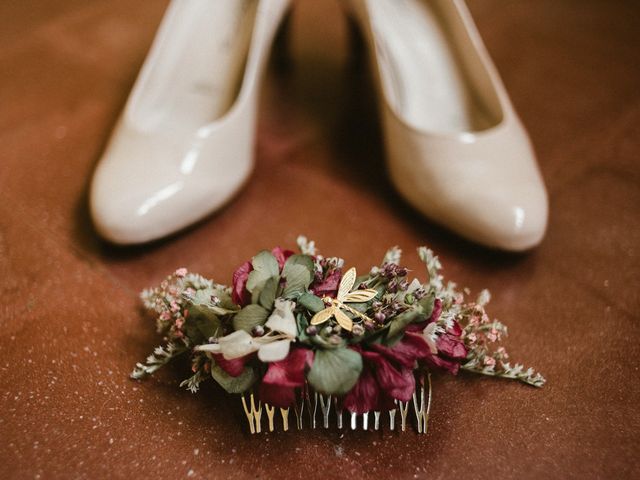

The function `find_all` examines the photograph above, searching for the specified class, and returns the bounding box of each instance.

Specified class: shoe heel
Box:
[273,9,294,71]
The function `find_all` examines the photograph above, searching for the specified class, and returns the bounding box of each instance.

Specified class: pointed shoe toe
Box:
[90,133,251,245]
[348,0,549,250]
[89,0,291,244]
[442,182,548,252]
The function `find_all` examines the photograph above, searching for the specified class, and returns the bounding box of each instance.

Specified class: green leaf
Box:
[190,314,220,340]
[346,302,369,313]
[296,313,310,342]
[387,309,422,339]
[246,251,280,293]
[213,286,236,311]
[310,334,345,349]
[233,304,269,332]
[282,254,315,277]
[258,276,279,310]
[186,288,238,318]
[359,322,390,345]
[282,264,312,298]
[298,293,325,313]
[307,348,362,395]
[190,287,215,305]
[210,363,257,394]
[419,291,436,318]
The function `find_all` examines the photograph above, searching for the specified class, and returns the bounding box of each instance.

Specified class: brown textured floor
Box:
[1,0,639,479]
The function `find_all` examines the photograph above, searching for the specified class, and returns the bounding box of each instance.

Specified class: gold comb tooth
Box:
[319,394,332,428]
[280,407,290,432]
[413,376,425,434]
[294,389,305,430]
[389,404,397,431]
[398,400,409,432]
[424,373,432,434]
[350,412,357,430]
[334,397,343,429]
[252,394,262,433]
[241,394,255,434]
[305,385,318,429]
[265,404,275,432]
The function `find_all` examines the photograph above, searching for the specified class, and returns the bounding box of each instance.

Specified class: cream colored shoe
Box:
[90,0,290,244]
[348,0,548,251]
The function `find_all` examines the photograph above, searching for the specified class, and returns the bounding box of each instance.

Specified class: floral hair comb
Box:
[132,236,545,433]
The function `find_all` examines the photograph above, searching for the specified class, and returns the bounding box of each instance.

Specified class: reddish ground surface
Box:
[1,1,638,478]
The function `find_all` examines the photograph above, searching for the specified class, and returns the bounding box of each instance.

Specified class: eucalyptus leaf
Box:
[210,363,257,394]
[213,286,236,310]
[346,302,369,313]
[258,276,279,310]
[190,287,215,306]
[185,310,220,340]
[307,348,362,395]
[387,309,422,339]
[298,293,325,313]
[186,302,219,322]
[419,291,436,318]
[233,304,269,333]
[246,251,280,293]
[296,313,310,342]
[282,254,315,277]
[282,264,312,298]
[310,334,338,349]
[186,287,238,316]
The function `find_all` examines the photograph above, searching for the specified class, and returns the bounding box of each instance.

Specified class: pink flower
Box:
[231,248,294,307]
[175,267,188,277]
[497,347,508,359]
[484,356,496,367]
[258,348,314,408]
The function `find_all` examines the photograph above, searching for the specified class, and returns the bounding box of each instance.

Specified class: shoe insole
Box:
[367,0,495,133]
[130,0,258,133]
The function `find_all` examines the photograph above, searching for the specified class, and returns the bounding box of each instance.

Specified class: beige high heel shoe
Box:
[347,0,548,251]
[90,0,291,244]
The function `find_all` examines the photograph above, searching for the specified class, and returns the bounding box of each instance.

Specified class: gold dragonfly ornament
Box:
[310,267,378,331]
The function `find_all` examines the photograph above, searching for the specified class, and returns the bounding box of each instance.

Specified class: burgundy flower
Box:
[436,330,467,359]
[343,366,380,413]
[271,247,294,270]
[231,247,294,306]
[344,333,433,413]
[311,269,342,298]
[400,297,467,374]
[421,320,467,374]
[258,348,314,408]
[231,261,253,306]
[213,353,250,377]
